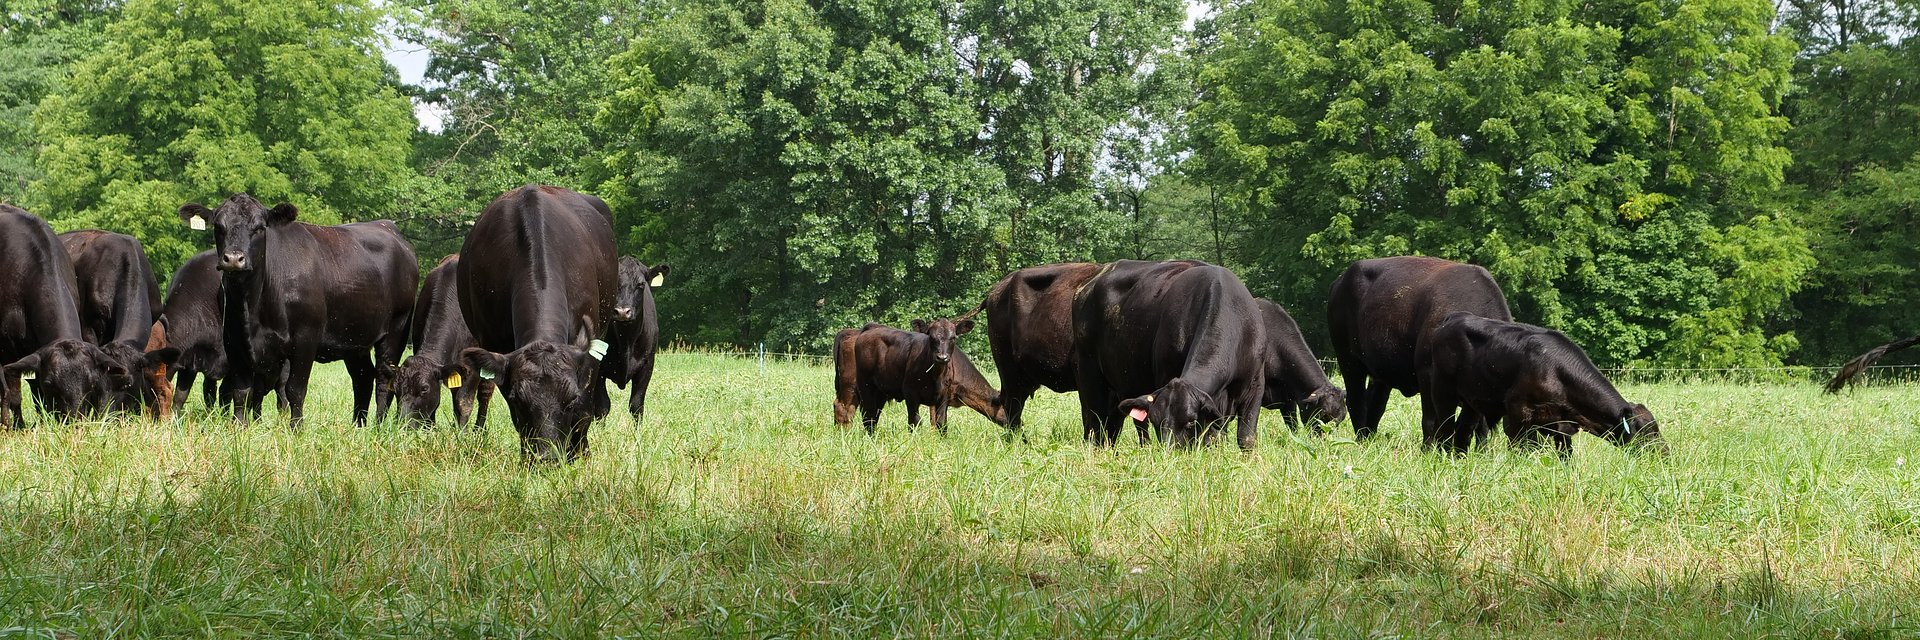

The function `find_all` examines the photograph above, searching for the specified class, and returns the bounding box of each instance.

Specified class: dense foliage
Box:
[4,0,1918,364]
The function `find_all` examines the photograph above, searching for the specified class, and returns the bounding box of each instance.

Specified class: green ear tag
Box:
[588,339,609,361]
[478,369,496,380]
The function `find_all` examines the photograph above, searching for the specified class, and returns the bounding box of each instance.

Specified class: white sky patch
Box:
[380,26,446,133]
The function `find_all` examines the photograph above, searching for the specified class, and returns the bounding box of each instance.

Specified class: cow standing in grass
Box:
[1328,256,1512,443]
[178,195,418,427]
[153,251,227,412]
[1073,260,1267,449]
[979,262,1103,436]
[0,206,126,427]
[602,257,668,420]
[456,185,618,462]
[393,255,493,429]
[1255,298,1345,433]
[1419,313,1665,456]
[833,319,1006,434]
[58,230,179,418]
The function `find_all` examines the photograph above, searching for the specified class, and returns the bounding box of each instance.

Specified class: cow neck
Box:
[1171,278,1243,400]
[1560,362,1632,425]
[104,253,153,347]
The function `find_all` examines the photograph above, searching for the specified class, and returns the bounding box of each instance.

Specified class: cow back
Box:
[0,206,86,360]
[982,262,1101,393]
[59,230,161,348]
[1074,260,1265,400]
[458,185,618,353]
[1327,256,1511,394]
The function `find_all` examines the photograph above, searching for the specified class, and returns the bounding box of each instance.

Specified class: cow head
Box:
[392,354,458,427]
[1302,385,1348,425]
[178,195,297,272]
[911,317,974,365]
[96,341,178,414]
[612,258,669,322]
[460,342,605,463]
[1118,377,1223,444]
[1603,402,1666,454]
[2,339,125,422]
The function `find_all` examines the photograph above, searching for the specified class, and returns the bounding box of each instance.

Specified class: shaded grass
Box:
[0,351,1917,637]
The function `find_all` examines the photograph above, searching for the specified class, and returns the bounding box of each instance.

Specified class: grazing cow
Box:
[1419,313,1665,455]
[979,262,1103,435]
[1255,298,1346,432]
[177,195,418,427]
[1327,256,1512,441]
[1825,332,1920,393]
[59,230,178,417]
[0,206,124,426]
[831,320,1005,434]
[155,251,227,411]
[601,257,668,419]
[456,185,618,462]
[1073,260,1266,449]
[393,255,494,428]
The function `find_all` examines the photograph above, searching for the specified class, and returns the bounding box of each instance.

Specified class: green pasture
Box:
[0,352,1916,637]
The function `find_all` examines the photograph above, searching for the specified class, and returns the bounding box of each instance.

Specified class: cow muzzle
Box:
[614,307,634,321]
[219,252,251,271]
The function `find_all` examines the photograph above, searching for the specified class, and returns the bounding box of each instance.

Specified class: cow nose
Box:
[935,353,951,363]
[219,252,250,271]
[615,307,634,321]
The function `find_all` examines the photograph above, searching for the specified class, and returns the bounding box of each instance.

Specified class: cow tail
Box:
[1825,332,1920,393]
[832,328,862,425]
[954,299,986,323]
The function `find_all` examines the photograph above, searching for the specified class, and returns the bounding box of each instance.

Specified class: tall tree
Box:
[29,0,415,277]
[0,0,117,202]
[596,0,1185,349]
[1776,0,1920,363]
[1186,0,1809,367]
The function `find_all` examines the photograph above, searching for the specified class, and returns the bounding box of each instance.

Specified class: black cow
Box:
[154,251,227,411]
[59,230,178,417]
[1327,256,1512,441]
[1255,298,1345,432]
[1073,260,1266,449]
[0,206,124,426]
[601,257,668,419]
[1419,313,1665,455]
[980,262,1103,436]
[832,320,1006,434]
[456,185,618,462]
[393,254,494,428]
[177,195,418,427]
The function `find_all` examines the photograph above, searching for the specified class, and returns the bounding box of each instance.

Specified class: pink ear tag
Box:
[1128,407,1149,422]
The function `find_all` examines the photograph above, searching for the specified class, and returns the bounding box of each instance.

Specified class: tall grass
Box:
[0,351,1916,637]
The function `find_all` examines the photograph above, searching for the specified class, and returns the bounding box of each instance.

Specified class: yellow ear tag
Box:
[445,372,463,389]
[189,215,206,231]
[649,272,664,287]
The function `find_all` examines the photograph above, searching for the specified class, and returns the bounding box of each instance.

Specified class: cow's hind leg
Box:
[282,358,318,429]
[344,353,376,427]
[906,404,921,432]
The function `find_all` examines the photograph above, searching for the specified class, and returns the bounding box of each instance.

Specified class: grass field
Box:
[1,352,1917,638]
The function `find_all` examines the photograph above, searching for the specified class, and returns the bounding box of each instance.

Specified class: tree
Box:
[595,0,1185,349]
[0,0,117,202]
[1186,0,1809,367]
[28,0,415,278]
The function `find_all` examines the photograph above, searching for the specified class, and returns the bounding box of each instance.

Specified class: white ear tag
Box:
[649,272,664,287]
[588,339,609,361]
[188,215,206,231]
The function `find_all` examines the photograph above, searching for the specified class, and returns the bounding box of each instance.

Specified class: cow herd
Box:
[835,256,1667,457]
[2,182,1674,461]
[0,185,669,462]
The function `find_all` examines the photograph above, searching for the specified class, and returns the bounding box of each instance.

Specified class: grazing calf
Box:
[832,320,1005,434]
[155,251,227,411]
[0,206,123,426]
[59,230,178,417]
[1073,260,1266,449]
[979,262,1103,436]
[1419,312,1665,456]
[178,195,418,427]
[602,257,668,419]
[393,255,494,428]
[1328,256,1512,442]
[457,186,618,463]
[1254,298,1345,432]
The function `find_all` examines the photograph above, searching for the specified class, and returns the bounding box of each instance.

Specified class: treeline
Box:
[1,0,1914,367]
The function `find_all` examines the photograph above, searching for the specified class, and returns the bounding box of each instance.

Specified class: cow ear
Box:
[911,319,929,333]
[955,319,975,335]
[2,353,41,385]
[1118,394,1155,423]
[460,348,508,381]
[648,263,670,285]
[178,203,210,222]
[144,348,181,368]
[267,202,298,226]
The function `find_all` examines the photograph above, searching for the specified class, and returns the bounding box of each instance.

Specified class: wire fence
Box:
[656,347,1920,387]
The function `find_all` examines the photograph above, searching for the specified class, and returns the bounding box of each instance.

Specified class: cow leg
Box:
[932,401,950,436]
[1000,379,1034,437]
[859,397,884,435]
[906,404,921,431]
[344,354,376,426]
[628,354,654,420]
[1135,415,1152,445]
[281,358,317,429]
[175,369,198,413]
[473,380,495,432]
[1236,394,1261,451]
